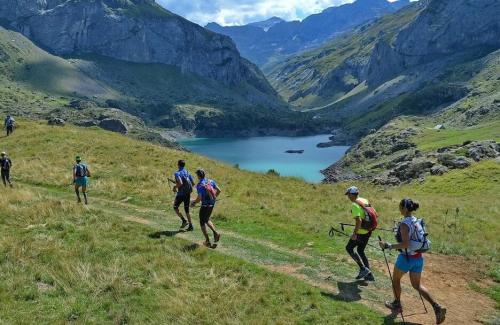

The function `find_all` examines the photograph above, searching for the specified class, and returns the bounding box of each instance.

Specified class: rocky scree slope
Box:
[207,0,409,68]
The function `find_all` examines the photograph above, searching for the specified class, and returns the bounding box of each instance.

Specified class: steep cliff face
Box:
[0,0,275,94]
[366,0,500,84]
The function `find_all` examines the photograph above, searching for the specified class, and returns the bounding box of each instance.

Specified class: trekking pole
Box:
[378,236,406,325]
[419,292,428,314]
[340,223,394,233]
[329,227,381,250]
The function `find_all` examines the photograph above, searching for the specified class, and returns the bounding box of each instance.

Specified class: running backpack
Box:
[1,158,10,170]
[179,174,193,194]
[355,199,379,231]
[202,180,217,202]
[396,218,431,254]
[75,164,88,178]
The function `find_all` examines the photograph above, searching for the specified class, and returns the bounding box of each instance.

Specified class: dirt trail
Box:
[124,211,496,324]
[25,183,498,324]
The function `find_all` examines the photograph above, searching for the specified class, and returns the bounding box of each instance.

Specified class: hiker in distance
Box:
[172,160,194,231]
[191,169,221,249]
[73,156,91,205]
[379,198,446,324]
[345,186,376,281]
[4,115,15,136]
[0,151,13,187]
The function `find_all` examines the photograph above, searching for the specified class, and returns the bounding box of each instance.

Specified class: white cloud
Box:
[157,0,356,26]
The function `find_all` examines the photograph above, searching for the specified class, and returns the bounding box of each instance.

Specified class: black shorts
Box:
[199,206,214,225]
[174,194,190,213]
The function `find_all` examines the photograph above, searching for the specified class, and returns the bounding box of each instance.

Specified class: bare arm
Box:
[191,193,201,206]
[379,224,410,250]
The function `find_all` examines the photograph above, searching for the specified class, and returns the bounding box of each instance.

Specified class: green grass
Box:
[0,188,381,324]
[413,120,500,151]
[0,119,498,322]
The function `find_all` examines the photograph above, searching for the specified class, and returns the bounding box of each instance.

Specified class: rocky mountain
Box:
[206,0,410,67]
[1,0,276,92]
[312,0,500,184]
[248,17,285,31]
[0,0,330,137]
[269,0,500,123]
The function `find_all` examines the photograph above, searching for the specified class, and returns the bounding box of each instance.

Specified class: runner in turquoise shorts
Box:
[379,198,446,324]
[73,156,91,204]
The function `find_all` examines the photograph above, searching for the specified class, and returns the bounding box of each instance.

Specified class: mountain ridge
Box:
[206,0,410,67]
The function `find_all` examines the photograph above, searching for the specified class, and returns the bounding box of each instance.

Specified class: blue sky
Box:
[157,0,362,26]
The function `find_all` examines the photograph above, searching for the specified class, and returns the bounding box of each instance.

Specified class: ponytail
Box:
[400,198,420,212]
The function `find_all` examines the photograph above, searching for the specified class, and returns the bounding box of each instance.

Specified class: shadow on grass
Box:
[321,280,368,302]
[148,230,184,239]
[182,243,199,252]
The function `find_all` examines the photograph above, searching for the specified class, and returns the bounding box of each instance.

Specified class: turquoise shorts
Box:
[75,177,88,187]
[395,254,424,273]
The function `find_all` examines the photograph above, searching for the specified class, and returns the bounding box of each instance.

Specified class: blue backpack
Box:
[75,163,88,178]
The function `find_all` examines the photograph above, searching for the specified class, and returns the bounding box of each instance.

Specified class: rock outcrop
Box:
[99,118,129,134]
[366,0,500,84]
[47,118,65,126]
[0,0,275,94]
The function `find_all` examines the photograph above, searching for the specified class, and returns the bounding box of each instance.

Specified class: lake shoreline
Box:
[180,135,350,183]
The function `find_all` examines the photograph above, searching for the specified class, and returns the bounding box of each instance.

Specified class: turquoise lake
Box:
[180,135,349,183]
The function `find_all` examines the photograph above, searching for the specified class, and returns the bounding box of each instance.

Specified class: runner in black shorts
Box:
[191,169,221,248]
[172,160,194,231]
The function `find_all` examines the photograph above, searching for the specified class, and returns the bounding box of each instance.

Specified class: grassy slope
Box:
[0,120,498,322]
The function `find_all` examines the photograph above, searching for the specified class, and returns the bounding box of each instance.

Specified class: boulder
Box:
[389,141,415,153]
[372,172,401,186]
[363,150,378,159]
[321,164,360,183]
[47,117,65,126]
[466,140,498,161]
[437,153,455,166]
[98,118,129,134]
[68,99,95,110]
[449,156,472,169]
[75,120,98,127]
[434,124,446,130]
[430,165,449,176]
[389,158,434,181]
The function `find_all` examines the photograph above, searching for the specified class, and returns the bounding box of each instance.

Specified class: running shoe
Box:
[364,273,375,281]
[356,267,371,280]
[434,305,447,324]
[385,300,403,313]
